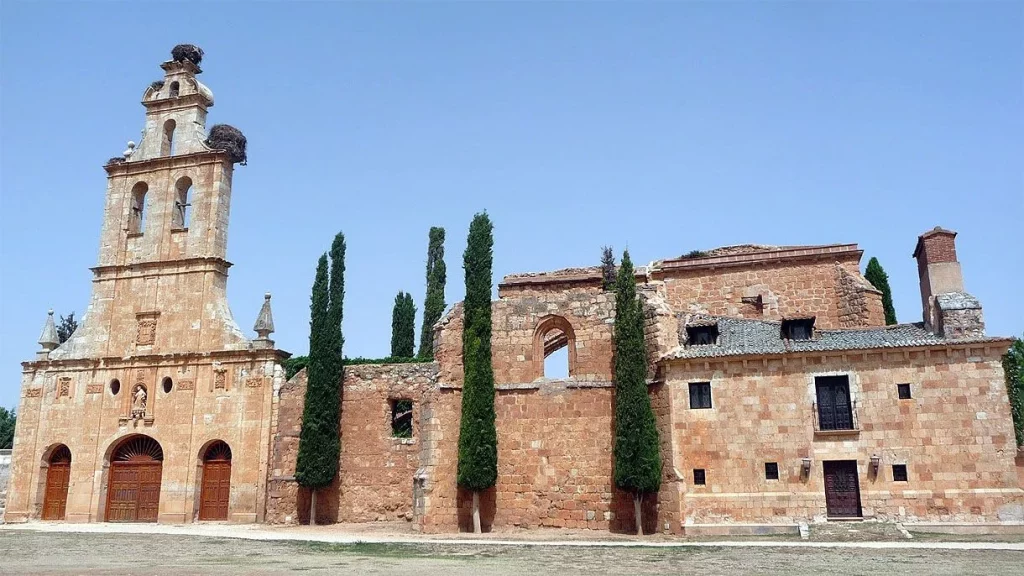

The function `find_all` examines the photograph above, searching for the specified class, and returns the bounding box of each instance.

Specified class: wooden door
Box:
[106,461,162,522]
[42,463,70,520]
[823,460,862,518]
[198,460,231,520]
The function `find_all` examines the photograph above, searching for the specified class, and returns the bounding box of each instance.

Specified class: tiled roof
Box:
[661,316,1007,361]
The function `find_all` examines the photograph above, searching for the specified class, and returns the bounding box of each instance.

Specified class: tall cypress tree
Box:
[864,257,897,325]
[601,246,616,291]
[612,250,662,536]
[418,227,447,360]
[391,291,416,358]
[1004,336,1024,448]
[457,212,497,533]
[295,233,345,525]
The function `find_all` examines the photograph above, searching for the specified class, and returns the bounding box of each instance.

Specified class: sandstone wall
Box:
[655,253,883,329]
[6,353,280,524]
[417,381,643,533]
[266,363,439,525]
[661,344,1023,525]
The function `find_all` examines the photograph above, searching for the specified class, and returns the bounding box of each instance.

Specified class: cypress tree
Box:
[1004,337,1024,448]
[296,232,345,525]
[457,212,497,533]
[612,250,661,536]
[601,246,616,291]
[391,291,416,358]
[864,257,897,325]
[418,227,447,360]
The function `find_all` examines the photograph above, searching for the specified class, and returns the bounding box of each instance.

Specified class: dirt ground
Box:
[1,529,1023,576]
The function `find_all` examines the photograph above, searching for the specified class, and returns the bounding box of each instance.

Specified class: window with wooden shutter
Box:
[815,375,855,431]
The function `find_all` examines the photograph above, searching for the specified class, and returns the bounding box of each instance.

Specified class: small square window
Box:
[390,399,414,438]
[897,383,912,400]
[765,462,780,480]
[892,464,908,482]
[686,325,718,346]
[689,382,712,409]
[693,468,706,486]
[781,318,815,341]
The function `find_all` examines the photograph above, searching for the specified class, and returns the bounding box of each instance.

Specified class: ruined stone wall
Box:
[661,345,1023,525]
[656,254,881,329]
[266,363,438,525]
[416,381,638,533]
[835,264,885,327]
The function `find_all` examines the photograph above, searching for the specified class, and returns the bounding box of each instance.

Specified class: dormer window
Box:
[169,81,180,98]
[781,318,815,341]
[686,324,718,346]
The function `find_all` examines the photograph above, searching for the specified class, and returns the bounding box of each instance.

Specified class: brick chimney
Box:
[912,227,984,338]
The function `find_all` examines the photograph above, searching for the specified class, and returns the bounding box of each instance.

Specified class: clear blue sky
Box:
[1,1,1021,410]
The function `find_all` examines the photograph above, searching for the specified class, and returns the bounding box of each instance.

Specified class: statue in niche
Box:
[131,385,147,418]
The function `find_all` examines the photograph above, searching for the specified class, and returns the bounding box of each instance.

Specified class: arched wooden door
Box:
[198,441,231,521]
[105,436,163,522]
[42,445,71,520]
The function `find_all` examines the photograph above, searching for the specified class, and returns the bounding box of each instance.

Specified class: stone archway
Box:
[105,435,164,522]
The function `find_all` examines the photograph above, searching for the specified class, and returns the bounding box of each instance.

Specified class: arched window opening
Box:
[128,182,148,235]
[161,119,176,156]
[172,177,193,230]
[169,81,179,98]
[42,444,72,520]
[199,441,231,521]
[543,330,570,379]
[203,441,232,462]
[161,376,173,394]
[533,315,577,380]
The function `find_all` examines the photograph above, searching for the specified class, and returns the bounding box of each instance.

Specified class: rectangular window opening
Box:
[765,462,780,480]
[693,468,706,486]
[390,399,414,439]
[814,375,855,431]
[781,318,815,341]
[892,464,908,482]
[689,382,712,409]
[686,325,719,346]
[897,383,912,400]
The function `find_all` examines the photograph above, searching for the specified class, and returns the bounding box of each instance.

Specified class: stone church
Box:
[6,48,1023,532]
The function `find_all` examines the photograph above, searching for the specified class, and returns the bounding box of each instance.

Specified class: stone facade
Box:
[5,50,286,524]
[9,48,1022,532]
[266,231,1021,532]
[662,348,1020,524]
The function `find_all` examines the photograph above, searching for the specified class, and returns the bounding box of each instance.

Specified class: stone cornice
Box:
[104,150,228,175]
[91,256,233,278]
[22,347,290,372]
[141,93,209,113]
[653,244,862,275]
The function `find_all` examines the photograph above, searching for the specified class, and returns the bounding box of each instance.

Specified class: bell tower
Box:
[52,45,252,359]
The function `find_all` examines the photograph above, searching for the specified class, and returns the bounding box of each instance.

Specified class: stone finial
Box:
[38,309,60,352]
[254,293,275,340]
[123,141,136,160]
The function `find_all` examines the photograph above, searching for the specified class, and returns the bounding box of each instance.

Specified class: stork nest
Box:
[150,80,165,92]
[106,156,126,165]
[206,124,247,165]
[171,44,204,66]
